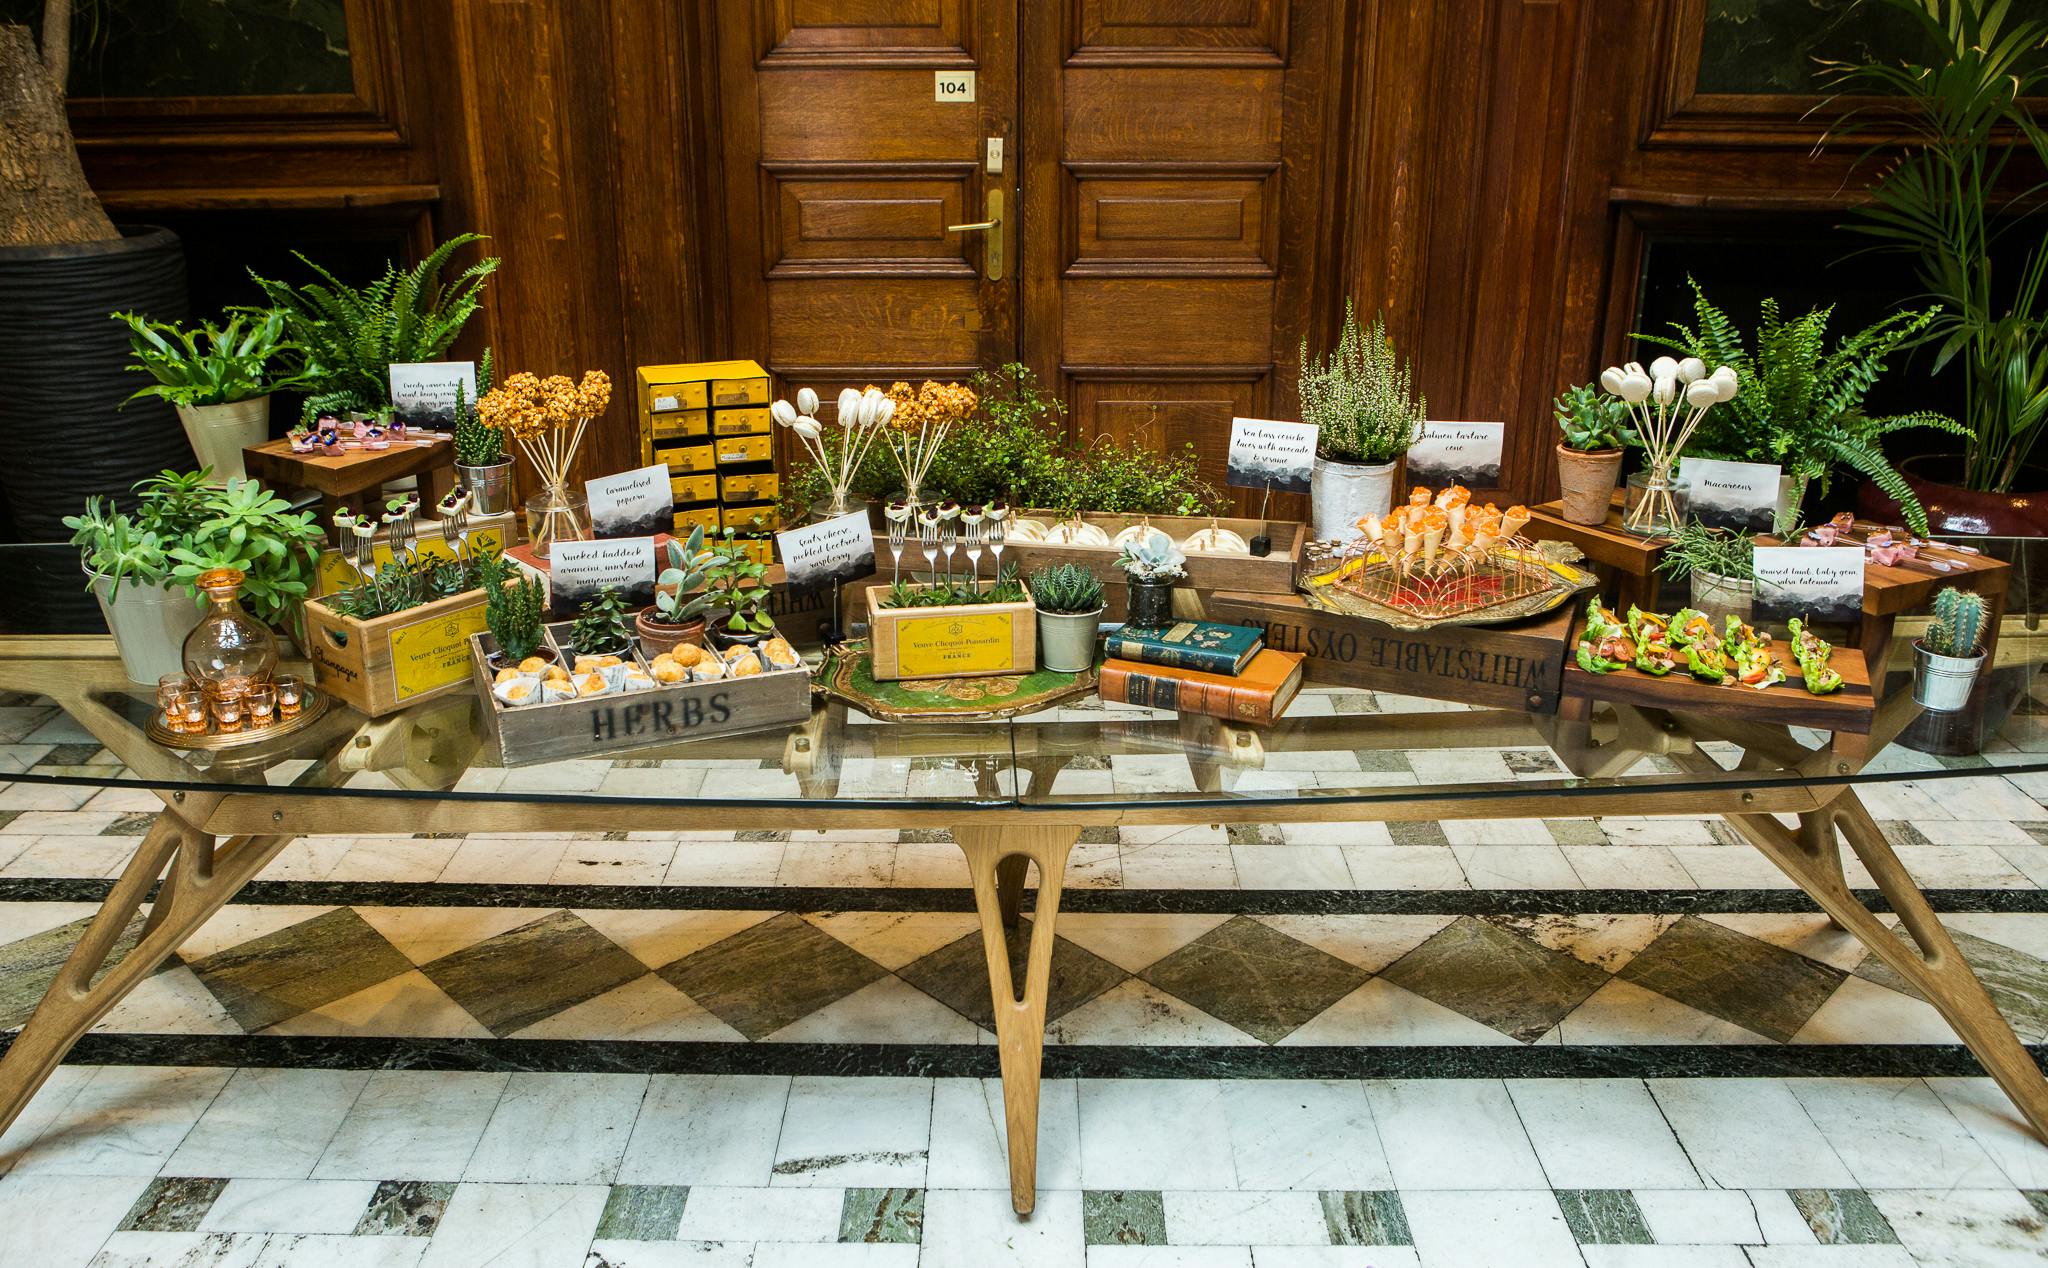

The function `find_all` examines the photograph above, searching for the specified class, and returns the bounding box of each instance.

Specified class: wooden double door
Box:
[715,0,1341,515]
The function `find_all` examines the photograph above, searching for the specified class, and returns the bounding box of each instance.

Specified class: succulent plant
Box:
[1115,527,1186,584]
[1926,586,1988,658]
[1029,563,1105,615]
[651,525,719,625]
[478,551,546,662]
[1553,383,1638,452]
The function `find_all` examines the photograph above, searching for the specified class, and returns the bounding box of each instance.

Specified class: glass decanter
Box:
[181,568,279,701]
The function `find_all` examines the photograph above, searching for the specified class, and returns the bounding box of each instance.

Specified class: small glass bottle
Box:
[182,568,279,701]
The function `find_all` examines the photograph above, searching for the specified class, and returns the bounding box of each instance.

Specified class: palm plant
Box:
[1820,0,2048,493]
[250,233,500,422]
[1642,279,1967,534]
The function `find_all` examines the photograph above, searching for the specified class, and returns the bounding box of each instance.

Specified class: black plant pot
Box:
[1126,578,1175,627]
[0,226,191,541]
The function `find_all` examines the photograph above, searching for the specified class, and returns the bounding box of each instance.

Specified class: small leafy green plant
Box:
[326,546,497,621]
[114,308,305,408]
[1029,563,1105,615]
[701,528,777,636]
[1554,384,1638,452]
[1298,300,1427,465]
[880,566,1028,609]
[569,586,636,655]
[1925,586,1988,658]
[1655,521,1760,584]
[478,553,547,662]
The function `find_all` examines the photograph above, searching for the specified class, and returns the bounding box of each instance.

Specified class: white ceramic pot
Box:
[88,571,202,684]
[175,396,270,485]
[1310,457,1397,541]
[1689,570,1753,624]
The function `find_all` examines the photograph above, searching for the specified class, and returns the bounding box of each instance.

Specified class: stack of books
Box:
[1098,620,1305,725]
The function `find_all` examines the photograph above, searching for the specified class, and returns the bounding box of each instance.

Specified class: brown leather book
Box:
[1098,649,1307,725]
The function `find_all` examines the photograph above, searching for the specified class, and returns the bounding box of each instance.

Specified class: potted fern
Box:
[1553,384,1637,525]
[1030,563,1106,673]
[452,349,513,515]
[250,233,499,423]
[1298,301,1427,539]
[113,308,304,485]
[1914,586,1988,712]
[1642,279,1964,534]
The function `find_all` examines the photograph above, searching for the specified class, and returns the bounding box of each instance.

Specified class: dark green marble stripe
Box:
[595,1185,689,1241]
[1084,1191,1166,1245]
[118,1177,227,1233]
[1320,1191,1411,1246]
[1790,1189,1899,1245]
[839,1187,923,1244]
[354,1181,453,1237]
[1555,1190,1651,1245]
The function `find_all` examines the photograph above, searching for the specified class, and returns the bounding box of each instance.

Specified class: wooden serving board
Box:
[1204,591,1574,713]
[1560,617,1875,734]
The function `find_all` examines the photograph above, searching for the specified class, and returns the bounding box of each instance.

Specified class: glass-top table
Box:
[3,533,2048,1215]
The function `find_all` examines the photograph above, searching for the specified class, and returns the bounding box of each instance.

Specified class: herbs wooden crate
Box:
[1204,591,1575,713]
[469,627,813,767]
[1002,512,1305,595]
[866,582,1037,680]
[303,588,490,718]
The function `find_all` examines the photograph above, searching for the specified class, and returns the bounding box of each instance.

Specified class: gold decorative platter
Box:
[1299,540,1596,631]
[819,640,1096,722]
[147,689,332,751]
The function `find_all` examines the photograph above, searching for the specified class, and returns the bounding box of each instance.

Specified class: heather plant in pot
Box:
[1298,300,1427,539]
[636,525,720,657]
[1553,384,1637,525]
[1030,562,1106,674]
[1115,527,1186,629]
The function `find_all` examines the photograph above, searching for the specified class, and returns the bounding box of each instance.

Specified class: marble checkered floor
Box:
[8,705,2048,1263]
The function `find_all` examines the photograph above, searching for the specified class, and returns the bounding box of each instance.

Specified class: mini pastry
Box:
[494,666,527,685]
[666,642,706,667]
[573,671,610,698]
[620,667,655,692]
[726,649,763,677]
[493,678,538,707]
[760,637,802,670]
[544,664,570,684]
[574,653,623,674]
[689,655,727,682]
[518,656,551,675]
[540,679,575,704]
[648,655,689,684]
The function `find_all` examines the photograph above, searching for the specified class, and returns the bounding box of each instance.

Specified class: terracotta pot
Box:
[1857,454,2048,537]
[1554,444,1623,525]
[636,609,704,659]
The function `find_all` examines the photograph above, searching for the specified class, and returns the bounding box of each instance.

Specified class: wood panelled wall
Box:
[50,0,1908,505]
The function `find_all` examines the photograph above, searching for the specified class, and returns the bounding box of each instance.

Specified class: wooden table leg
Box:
[0,807,290,1136]
[956,823,1081,1217]
[1720,790,2048,1142]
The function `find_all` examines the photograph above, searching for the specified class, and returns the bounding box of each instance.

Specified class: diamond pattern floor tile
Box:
[1378,916,1610,1043]
[1855,924,2048,1042]
[898,919,1125,1031]
[1618,914,1847,1043]
[185,908,415,1033]
[658,911,889,1040]
[418,910,647,1037]
[1139,915,1370,1043]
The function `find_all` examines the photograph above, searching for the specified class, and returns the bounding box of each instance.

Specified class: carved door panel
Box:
[716,0,1017,424]
[1020,0,1330,520]
[718,0,1333,516]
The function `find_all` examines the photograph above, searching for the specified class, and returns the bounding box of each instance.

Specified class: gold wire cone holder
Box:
[1302,536,1593,628]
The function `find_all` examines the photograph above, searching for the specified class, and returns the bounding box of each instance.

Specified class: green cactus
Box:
[1926,586,1987,658]
[1029,562,1105,615]
[453,348,504,466]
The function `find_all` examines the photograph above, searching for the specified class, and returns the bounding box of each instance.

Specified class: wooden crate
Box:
[471,626,813,766]
[990,512,1305,596]
[866,582,1037,680]
[303,587,489,717]
[1204,591,1575,713]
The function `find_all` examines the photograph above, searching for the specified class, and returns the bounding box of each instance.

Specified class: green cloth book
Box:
[1102,619,1264,676]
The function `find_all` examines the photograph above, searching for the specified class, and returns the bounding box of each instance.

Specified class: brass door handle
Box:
[947,188,1004,281]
